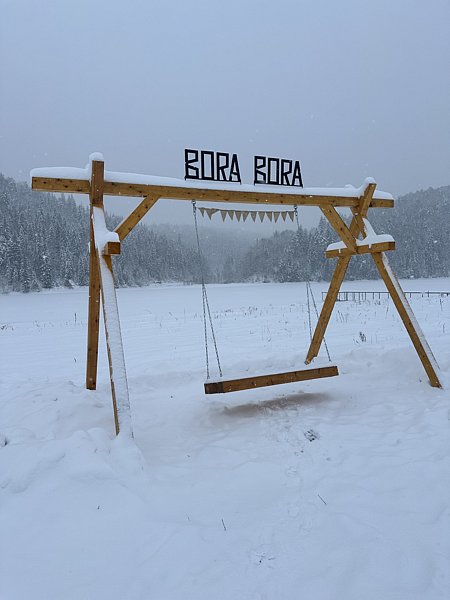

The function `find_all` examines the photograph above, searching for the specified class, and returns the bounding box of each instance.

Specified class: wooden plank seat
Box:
[204,365,339,394]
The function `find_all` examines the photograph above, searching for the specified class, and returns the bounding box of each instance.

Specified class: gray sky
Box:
[1,0,449,229]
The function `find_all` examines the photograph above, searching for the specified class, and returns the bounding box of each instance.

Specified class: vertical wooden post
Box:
[86,160,104,389]
[372,252,442,388]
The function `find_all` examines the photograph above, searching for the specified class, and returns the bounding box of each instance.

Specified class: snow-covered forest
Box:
[1,173,449,292]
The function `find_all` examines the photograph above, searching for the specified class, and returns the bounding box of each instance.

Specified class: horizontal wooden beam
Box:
[103,241,121,255]
[204,365,339,394]
[326,240,395,259]
[31,176,394,209]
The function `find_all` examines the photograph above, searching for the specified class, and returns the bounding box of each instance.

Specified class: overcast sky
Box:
[1,0,449,229]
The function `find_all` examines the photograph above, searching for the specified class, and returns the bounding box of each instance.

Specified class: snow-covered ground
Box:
[0,279,449,600]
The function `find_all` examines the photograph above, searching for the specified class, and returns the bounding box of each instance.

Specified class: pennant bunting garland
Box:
[196,206,296,224]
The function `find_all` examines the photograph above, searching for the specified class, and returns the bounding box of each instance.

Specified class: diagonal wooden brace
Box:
[115,195,159,241]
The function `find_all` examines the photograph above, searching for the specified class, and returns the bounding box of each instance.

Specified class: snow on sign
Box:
[184,148,303,187]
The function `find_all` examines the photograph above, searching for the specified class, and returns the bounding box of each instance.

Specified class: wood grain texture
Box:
[31,177,394,208]
[103,241,121,255]
[115,195,159,240]
[204,365,339,394]
[325,240,395,259]
[85,162,104,390]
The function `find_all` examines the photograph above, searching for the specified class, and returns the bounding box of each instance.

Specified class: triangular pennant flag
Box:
[199,207,206,217]
[242,211,249,222]
[267,212,273,222]
[227,210,234,221]
[258,211,265,222]
[273,211,280,223]
[288,211,295,222]
[281,211,287,221]
[221,210,227,222]
[206,208,219,220]
[251,212,257,222]
[235,211,242,222]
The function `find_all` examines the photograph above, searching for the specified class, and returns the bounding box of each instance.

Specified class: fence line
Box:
[321,290,450,302]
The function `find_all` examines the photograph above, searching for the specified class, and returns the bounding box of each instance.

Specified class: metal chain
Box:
[307,280,332,362]
[294,205,332,362]
[306,278,313,342]
[192,201,223,379]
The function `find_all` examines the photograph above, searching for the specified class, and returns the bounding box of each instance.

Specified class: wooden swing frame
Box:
[31,155,442,436]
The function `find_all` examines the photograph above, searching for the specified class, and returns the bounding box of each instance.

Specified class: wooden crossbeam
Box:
[325,240,395,259]
[204,365,339,394]
[31,176,394,209]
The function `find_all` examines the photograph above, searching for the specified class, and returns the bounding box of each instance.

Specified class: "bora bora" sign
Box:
[184,149,303,187]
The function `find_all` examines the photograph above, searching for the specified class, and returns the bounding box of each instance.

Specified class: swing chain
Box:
[192,201,223,379]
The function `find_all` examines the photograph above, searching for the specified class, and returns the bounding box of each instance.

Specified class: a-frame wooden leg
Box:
[305,256,351,364]
[372,252,442,388]
[96,248,133,436]
[305,182,376,364]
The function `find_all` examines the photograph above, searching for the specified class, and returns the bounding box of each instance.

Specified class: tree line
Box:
[0,173,448,293]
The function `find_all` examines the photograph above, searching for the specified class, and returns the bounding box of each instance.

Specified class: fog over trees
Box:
[1,173,449,293]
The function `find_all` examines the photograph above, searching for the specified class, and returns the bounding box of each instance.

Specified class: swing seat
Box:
[204,364,339,394]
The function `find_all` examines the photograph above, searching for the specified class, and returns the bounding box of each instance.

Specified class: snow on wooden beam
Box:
[31,169,394,209]
[90,171,133,437]
[326,240,396,258]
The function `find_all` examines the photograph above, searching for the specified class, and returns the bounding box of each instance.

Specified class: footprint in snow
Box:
[304,429,320,442]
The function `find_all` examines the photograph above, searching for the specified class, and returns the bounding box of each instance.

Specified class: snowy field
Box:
[0,279,449,600]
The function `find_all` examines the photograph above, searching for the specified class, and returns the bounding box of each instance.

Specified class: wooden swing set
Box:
[31,154,441,436]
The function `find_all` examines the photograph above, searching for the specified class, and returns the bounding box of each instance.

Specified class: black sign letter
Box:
[185,149,199,180]
[216,152,229,181]
[281,159,293,185]
[254,156,266,185]
[229,153,242,183]
[200,151,215,181]
[292,161,303,187]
